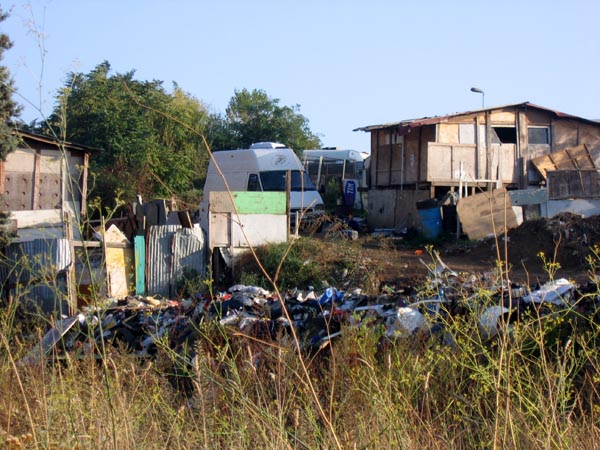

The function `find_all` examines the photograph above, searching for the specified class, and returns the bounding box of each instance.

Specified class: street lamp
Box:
[470,87,484,108]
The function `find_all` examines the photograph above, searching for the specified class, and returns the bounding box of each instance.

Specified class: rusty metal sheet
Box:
[354,102,600,133]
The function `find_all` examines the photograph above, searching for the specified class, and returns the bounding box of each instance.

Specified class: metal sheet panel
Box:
[230,214,287,248]
[146,225,206,298]
[1,238,71,285]
[171,228,206,297]
[147,225,180,298]
[0,238,71,313]
[209,191,286,214]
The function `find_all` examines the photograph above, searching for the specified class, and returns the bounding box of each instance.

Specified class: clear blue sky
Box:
[3,0,599,151]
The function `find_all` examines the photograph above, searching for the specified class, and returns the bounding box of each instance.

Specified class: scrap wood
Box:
[531,144,600,180]
[456,188,519,240]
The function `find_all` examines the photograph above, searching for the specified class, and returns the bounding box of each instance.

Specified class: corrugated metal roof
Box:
[353,102,600,133]
[146,225,206,298]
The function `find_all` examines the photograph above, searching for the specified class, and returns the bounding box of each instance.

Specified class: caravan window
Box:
[260,170,317,192]
[247,173,260,191]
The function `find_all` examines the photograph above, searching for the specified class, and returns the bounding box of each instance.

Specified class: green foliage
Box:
[175,267,206,299]
[323,177,342,209]
[0,8,20,161]
[210,88,322,153]
[0,8,20,249]
[43,61,210,206]
[237,239,324,289]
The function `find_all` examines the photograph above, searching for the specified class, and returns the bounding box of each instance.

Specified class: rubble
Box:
[23,248,600,375]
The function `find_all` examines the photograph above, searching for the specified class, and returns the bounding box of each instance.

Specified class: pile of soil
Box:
[449,213,600,281]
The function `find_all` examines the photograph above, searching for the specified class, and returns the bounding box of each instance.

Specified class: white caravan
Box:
[199,142,324,231]
[302,148,369,209]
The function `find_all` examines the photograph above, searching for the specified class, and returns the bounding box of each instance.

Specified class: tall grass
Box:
[2,266,600,449]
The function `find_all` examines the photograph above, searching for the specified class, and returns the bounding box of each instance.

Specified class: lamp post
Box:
[470,87,484,108]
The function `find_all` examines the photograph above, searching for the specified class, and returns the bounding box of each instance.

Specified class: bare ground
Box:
[356,213,600,288]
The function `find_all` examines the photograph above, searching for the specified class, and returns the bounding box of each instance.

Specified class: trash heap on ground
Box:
[23,252,600,369]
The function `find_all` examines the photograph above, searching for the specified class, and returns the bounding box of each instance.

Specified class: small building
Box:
[0,130,96,315]
[355,102,600,229]
[1,129,95,241]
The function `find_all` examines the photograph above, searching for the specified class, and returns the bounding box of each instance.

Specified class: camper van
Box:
[302,148,369,210]
[199,142,324,231]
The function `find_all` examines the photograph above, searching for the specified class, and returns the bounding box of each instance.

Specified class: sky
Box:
[2,0,599,152]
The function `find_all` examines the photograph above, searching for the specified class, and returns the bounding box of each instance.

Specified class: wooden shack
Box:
[0,129,95,240]
[355,102,600,229]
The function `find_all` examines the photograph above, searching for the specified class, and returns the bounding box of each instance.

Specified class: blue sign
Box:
[343,179,357,206]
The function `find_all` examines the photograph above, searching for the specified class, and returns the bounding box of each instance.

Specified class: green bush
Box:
[236,239,324,290]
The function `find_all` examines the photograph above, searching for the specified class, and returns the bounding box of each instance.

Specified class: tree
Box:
[0,8,21,247]
[44,61,210,207]
[211,88,322,153]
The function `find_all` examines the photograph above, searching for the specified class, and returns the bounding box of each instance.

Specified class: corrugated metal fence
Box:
[146,226,206,298]
[0,238,71,314]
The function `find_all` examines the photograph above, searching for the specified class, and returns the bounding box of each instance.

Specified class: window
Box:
[247,173,260,191]
[259,170,317,192]
[528,127,550,145]
[492,126,517,144]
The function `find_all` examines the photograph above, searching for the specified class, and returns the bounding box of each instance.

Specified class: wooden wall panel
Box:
[452,146,477,181]
[38,174,61,209]
[438,123,459,144]
[579,123,600,149]
[553,120,579,149]
[389,143,403,185]
[40,149,62,173]
[4,172,33,210]
[450,114,477,124]
[420,125,436,180]
[404,132,420,183]
[489,110,516,124]
[4,148,35,172]
[426,144,453,181]
[375,144,391,186]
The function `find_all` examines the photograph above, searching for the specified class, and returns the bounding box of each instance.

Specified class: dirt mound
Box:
[463,213,600,277]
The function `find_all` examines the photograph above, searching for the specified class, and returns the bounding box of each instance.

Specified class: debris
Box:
[522,278,574,306]
[456,188,519,240]
[20,244,600,397]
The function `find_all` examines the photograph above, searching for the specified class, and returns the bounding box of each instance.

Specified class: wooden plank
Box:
[456,188,519,240]
[104,224,134,299]
[73,241,131,249]
[81,152,89,216]
[426,144,453,181]
[32,150,41,210]
[532,144,599,180]
[0,161,4,202]
[438,123,459,144]
[548,170,600,199]
[64,211,77,315]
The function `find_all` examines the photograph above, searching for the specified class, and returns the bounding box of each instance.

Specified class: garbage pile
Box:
[23,255,600,366]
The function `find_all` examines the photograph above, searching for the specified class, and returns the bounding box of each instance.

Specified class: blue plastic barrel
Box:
[418,207,442,240]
